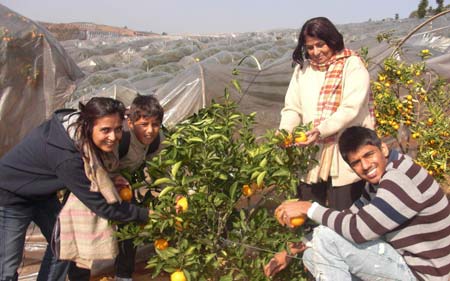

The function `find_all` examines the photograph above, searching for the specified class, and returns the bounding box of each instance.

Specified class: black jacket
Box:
[0,109,148,223]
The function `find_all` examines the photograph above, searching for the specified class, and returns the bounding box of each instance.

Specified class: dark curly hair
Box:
[128,94,164,123]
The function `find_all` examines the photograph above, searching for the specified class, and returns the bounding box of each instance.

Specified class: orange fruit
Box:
[170,270,187,281]
[175,220,188,232]
[242,184,253,197]
[176,197,188,212]
[294,132,307,143]
[154,238,169,250]
[290,215,307,227]
[119,187,132,202]
[283,133,293,147]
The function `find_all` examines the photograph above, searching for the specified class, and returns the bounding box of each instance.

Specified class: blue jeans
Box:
[0,195,69,281]
[302,226,416,281]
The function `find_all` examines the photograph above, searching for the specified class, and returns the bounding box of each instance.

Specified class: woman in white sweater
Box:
[279,17,375,210]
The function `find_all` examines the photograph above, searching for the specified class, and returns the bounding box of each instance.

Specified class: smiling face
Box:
[91,113,123,152]
[305,35,335,64]
[347,143,389,185]
[128,116,161,146]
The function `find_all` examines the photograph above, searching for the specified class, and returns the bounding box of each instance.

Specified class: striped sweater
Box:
[310,152,450,281]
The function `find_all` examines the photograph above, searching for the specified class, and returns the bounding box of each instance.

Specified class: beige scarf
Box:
[58,112,120,268]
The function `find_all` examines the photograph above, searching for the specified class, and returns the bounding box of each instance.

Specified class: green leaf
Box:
[187,137,204,143]
[231,79,242,94]
[259,157,268,168]
[207,134,225,141]
[229,181,238,199]
[153,177,174,186]
[250,170,260,180]
[189,125,202,131]
[229,114,240,120]
[219,275,233,281]
[131,182,146,189]
[256,171,267,187]
[171,161,182,178]
[204,253,216,264]
[158,186,175,198]
[272,168,290,178]
[184,245,196,256]
[274,154,284,165]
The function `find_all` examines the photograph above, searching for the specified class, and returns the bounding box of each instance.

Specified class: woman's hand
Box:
[112,175,130,191]
[306,128,320,143]
[292,127,320,147]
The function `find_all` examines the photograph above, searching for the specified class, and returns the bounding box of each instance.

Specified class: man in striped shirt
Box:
[267,126,450,280]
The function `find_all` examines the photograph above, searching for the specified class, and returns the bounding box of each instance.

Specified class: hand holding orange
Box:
[119,186,132,202]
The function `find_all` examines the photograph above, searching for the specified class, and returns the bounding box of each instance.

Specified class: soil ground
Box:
[19,226,169,281]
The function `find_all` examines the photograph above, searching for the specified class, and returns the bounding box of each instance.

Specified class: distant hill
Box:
[39,21,159,41]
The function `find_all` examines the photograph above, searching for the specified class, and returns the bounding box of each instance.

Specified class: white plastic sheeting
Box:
[2,4,450,155]
[0,4,84,157]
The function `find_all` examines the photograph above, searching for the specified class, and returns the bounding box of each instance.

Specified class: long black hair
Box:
[293,17,344,68]
[72,97,125,158]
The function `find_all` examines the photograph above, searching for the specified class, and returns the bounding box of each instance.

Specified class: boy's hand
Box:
[143,167,152,183]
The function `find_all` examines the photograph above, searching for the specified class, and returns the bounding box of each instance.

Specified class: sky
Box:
[1,0,449,34]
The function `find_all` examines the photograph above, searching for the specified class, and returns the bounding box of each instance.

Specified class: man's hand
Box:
[264,250,290,277]
[275,200,312,228]
[263,242,308,277]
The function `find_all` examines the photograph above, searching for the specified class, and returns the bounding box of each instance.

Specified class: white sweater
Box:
[279,56,374,186]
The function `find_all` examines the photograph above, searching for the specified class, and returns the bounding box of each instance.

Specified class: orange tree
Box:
[372,50,450,181]
[116,92,318,280]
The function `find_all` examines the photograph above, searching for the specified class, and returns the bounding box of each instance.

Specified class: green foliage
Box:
[376,30,395,44]
[435,0,444,14]
[117,92,318,280]
[417,0,429,18]
[358,46,370,67]
[372,53,450,181]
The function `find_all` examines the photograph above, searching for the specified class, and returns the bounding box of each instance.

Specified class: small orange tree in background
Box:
[117,92,318,281]
[372,50,450,181]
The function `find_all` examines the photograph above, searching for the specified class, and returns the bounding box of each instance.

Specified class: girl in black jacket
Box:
[0,97,150,281]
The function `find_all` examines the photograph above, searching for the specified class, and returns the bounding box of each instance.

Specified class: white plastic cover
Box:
[0,4,84,156]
